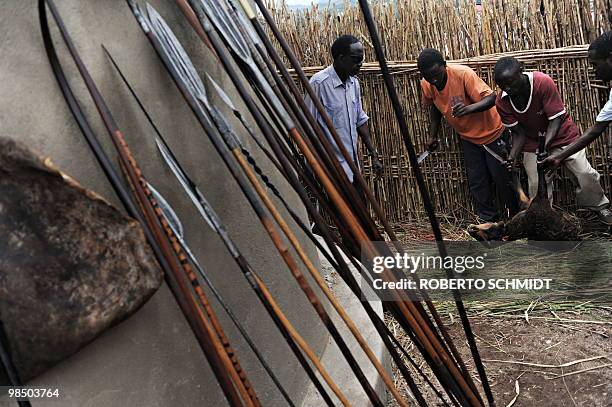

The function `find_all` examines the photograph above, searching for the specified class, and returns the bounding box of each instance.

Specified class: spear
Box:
[236,3,485,404]
[176,2,476,406]
[177,18,403,405]
[132,167,261,407]
[146,180,294,406]
[355,0,493,405]
[103,45,345,406]
[39,1,255,405]
[200,1,482,405]
[207,72,455,406]
[203,73,450,407]
[135,4,411,404]
[196,0,482,404]
[126,2,349,404]
[153,128,343,407]
[191,4,474,407]
[146,4,420,406]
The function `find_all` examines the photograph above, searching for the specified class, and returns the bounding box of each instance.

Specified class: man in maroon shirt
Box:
[494,56,611,225]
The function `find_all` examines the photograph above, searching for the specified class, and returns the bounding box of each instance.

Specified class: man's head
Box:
[417,48,447,89]
[331,35,364,78]
[588,31,612,82]
[494,57,526,98]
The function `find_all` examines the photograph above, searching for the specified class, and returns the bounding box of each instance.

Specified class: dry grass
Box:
[265,0,610,66]
[383,217,610,405]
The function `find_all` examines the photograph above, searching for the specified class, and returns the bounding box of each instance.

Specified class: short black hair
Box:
[494,56,523,79]
[331,35,360,60]
[417,48,445,71]
[588,31,612,59]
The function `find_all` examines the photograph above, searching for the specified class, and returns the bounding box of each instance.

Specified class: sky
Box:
[282,0,317,4]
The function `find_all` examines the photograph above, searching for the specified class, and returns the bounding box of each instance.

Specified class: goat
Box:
[467,138,581,242]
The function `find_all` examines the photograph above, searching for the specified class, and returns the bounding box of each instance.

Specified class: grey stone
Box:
[0,136,163,382]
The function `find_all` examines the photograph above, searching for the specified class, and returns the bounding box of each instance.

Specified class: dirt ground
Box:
[384,218,611,406]
[386,307,611,406]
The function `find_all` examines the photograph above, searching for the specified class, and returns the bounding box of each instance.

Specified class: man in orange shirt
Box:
[418,48,518,221]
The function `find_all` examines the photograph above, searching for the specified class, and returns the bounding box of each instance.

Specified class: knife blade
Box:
[417,150,430,164]
[482,144,506,164]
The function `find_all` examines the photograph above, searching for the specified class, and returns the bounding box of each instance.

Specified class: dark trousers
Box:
[462,135,519,221]
[352,179,367,206]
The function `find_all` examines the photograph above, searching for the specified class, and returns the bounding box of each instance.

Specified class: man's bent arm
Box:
[508,124,527,161]
[469,92,497,113]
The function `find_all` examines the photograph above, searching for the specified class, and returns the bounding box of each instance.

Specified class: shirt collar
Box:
[501,72,533,98]
[328,65,354,88]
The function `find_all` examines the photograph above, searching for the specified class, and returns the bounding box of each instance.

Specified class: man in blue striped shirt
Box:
[305,35,383,202]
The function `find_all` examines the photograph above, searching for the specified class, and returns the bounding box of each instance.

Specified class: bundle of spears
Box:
[36,0,495,406]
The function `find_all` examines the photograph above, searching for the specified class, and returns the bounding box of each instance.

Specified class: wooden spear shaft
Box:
[241,5,480,396]
[42,1,252,404]
[355,0,492,405]
[186,1,477,404]
[235,1,482,404]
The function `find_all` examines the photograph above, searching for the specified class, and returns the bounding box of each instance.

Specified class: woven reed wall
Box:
[269,0,611,222]
[297,47,612,222]
[266,0,610,65]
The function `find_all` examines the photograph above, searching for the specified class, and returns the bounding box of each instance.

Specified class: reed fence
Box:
[266,0,611,223]
[294,46,612,223]
[265,0,610,66]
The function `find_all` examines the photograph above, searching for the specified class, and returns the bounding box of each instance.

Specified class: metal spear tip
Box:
[205,73,236,111]
[144,2,163,25]
[417,150,430,164]
[147,182,185,238]
[101,44,117,63]
[126,0,150,32]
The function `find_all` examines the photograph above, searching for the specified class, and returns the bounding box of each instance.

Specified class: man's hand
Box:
[425,137,439,152]
[538,154,562,174]
[452,103,474,118]
[502,157,515,172]
[373,158,384,181]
